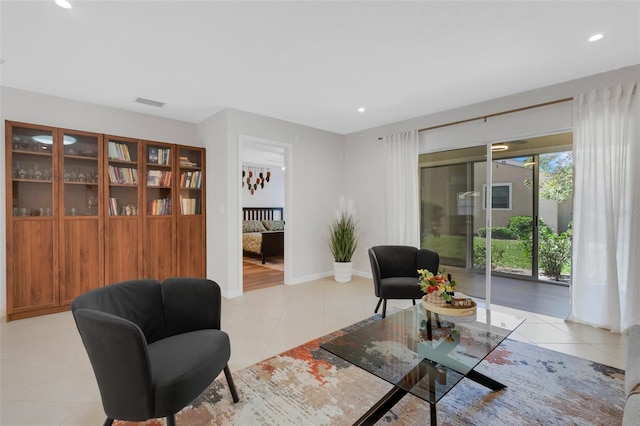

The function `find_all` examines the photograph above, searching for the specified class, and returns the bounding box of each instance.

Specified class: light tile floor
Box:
[0,276,628,425]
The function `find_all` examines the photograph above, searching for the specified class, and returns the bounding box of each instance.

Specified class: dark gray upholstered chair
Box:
[71,278,239,426]
[369,245,440,318]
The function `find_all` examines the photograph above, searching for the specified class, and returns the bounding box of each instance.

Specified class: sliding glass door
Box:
[419,132,573,286]
[419,145,488,300]
[420,162,470,267]
[479,154,534,277]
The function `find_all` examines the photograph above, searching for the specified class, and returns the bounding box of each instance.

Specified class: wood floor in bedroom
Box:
[243,255,284,292]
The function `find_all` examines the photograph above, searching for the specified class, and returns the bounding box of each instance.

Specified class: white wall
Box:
[241,164,285,208]
[0,87,198,145]
[198,107,344,298]
[344,65,640,277]
[0,87,199,317]
[198,109,232,298]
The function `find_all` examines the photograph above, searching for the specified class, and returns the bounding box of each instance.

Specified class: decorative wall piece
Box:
[242,165,271,195]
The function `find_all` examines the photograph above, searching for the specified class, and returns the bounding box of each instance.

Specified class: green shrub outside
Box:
[508,215,573,280]
[508,215,551,240]
[423,235,531,270]
[473,241,506,269]
[476,226,517,240]
[538,224,572,280]
[423,231,570,279]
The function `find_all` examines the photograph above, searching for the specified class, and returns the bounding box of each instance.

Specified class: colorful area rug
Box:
[120,315,625,426]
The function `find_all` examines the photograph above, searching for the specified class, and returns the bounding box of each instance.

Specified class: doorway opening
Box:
[240,138,287,292]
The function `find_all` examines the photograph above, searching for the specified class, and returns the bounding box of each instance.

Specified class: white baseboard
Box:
[222,289,243,299]
[286,271,333,285]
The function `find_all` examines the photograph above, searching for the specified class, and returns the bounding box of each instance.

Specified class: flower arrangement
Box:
[418,268,456,302]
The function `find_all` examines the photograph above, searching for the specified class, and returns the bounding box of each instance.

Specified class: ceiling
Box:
[1,1,639,135]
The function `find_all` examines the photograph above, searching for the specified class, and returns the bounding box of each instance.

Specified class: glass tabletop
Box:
[320,304,525,405]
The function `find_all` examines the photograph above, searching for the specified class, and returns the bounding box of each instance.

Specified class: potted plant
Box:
[329,211,358,283]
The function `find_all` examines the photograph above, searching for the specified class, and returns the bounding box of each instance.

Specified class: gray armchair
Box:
[71,278,239,426]
[369,245,440,318]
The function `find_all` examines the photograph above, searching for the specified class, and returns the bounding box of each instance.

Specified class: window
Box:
[456,191,476,215]
[482,183,512,210]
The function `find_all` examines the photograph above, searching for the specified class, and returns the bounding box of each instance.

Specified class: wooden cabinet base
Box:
[7,305,71,322]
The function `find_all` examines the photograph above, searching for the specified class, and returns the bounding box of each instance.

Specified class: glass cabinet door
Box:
[107,138,140,216]
[178,147,203,215]
[62,131,100,216]
[10,126,55,217]
[7,122,58,315]
[145,143,173,216]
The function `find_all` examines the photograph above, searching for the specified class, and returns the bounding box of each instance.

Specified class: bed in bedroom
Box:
[242,207,284,264]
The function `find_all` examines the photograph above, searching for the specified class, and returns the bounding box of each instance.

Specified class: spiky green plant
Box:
[328,212,358,262]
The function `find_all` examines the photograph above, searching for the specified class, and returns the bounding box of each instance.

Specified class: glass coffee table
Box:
[320,304,525,426]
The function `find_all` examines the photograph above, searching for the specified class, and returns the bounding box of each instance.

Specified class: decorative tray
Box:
[421,295,477,316]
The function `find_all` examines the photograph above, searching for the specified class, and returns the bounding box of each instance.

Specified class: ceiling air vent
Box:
[135,97,165,108]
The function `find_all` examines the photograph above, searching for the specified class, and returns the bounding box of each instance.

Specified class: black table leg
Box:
[466,369,507,391]
[425,311,442,341]
[430,402,437,426]
[352,385,408,426]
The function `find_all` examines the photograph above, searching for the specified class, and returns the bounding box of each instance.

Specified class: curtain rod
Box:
[376,97,572,140]
[419,97,573,132]
[378,82,638,139]
[419,84,637,133]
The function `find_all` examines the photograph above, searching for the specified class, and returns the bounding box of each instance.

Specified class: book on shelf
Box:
[156,148,171,165]
[180,195,200,215]
[146,170,172,187]
[179,155,197,167]
[180,170,201,188]
[109,198,138,216]
[148,147,158,163]
[108,165,138,185]
[108,141,132,162]
[147,197,172,215]
[108,197,119,216]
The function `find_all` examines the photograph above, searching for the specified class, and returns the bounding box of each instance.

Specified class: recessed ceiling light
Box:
[491,144,509,152]
[357,107,366,113]
[588,33,603,42]
[55,0,72,9]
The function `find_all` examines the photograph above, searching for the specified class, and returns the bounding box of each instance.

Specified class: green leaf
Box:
[328,212,359,262]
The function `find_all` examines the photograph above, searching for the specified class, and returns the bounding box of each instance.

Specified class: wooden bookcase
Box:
[59,128,104,305]
[6,122,58,319]
[177,146,206,277]
[104,135,143,284]
[143,140,176,281]
[5,121,206,321]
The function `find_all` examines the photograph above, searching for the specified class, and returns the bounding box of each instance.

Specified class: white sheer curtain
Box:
[382,130,419,247]
[570,82,640,332]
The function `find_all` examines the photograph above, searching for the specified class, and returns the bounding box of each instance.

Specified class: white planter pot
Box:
[333,261,353,283]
